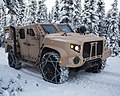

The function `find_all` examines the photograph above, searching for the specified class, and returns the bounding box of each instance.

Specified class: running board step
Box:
[20,60,36,67]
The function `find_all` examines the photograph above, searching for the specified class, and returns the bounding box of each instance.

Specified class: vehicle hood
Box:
[44,33,104,44]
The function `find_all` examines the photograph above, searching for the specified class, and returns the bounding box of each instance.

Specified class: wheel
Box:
[101,59,107,69]
[40,52,69,84]
[85,59,102,73]
[14,58,22,70]
[8,50,15,68]
[8,50,21,69]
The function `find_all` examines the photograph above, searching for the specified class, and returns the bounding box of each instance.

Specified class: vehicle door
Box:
[26,28,40,62]
[18,28,29,60]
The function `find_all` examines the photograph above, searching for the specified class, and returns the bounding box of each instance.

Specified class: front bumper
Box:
[60,49,111,68]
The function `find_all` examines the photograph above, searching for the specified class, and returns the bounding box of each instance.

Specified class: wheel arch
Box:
[41,46,68,59]
[6,45,13,52]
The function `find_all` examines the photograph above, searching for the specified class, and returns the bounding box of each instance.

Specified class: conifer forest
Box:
[0,0,120,56]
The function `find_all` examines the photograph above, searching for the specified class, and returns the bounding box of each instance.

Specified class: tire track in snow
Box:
[102,71,120,78]
[68,70,120,96]
[19,65,43,81]
[69,70,120,87]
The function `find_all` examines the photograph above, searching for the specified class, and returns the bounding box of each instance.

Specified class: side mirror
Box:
[76,26,86,35]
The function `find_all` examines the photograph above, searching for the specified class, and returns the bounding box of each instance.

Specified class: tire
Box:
[8,50,21,70]
[101,59,107,69]
[85,59,102,73]
[40,52,69,84]
[8,50,15,68]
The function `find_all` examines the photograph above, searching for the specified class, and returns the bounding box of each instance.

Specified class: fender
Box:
[43,45,68,58]
[103,49,112,59]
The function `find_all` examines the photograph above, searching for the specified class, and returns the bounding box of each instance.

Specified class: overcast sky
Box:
[0,0,120,13]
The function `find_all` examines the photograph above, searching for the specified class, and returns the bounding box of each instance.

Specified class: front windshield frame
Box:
[58,24,74,33]
[41,24,58,34]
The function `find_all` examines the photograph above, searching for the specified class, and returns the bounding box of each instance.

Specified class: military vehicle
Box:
[4,23,111,84]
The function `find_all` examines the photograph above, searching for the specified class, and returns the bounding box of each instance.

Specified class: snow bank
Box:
[0,48,120,96]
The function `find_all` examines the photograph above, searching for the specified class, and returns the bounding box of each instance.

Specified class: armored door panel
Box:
[18,29,29,60]
[26,28,40,62]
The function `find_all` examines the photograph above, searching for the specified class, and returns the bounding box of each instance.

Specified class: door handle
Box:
[23,42,27,45]
[23,42,34,46]
[23,42,30,46]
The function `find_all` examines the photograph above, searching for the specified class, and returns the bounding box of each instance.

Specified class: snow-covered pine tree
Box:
[104,11,111,38]
[3,0,19,15]
[0,8,3,43]
[82,0,98,35]
[2,6,7,27]
[81,0,90,28]
[16,2,26,26]
[9,15,15,26]
[96,0,106,37]
[59,0,74,26]
[50,7,54,21]
[5,0,18,26]
[118,12,120,41]
[0,6,7,32]
[52,0,82,29]
[27,0,37,24]
[0,8,2,19]
[0,6,5,34]
[118,12,120,53]
[5,0,20,26]
[73,0,82,30]
[52,0,60,22]
[48,11,52,22]
[0,5,7,47]
[36,0,47,23]
[106,0,120,56]
[2,0,25,26]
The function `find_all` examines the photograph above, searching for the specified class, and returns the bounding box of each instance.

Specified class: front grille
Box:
[83,41,103,58]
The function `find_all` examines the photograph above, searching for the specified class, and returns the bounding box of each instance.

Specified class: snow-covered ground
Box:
[0,47,120,96]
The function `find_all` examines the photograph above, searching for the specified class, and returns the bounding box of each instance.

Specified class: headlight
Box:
[70,44,80,53]
[75,46,79,51]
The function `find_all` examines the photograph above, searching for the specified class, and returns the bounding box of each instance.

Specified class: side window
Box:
[27,29,35,36]
[19,29,25,39]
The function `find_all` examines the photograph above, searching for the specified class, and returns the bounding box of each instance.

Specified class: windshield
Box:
[58,25,74,33]
[41,24,58,34]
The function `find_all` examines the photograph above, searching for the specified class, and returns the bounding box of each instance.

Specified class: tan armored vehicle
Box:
[4,23,111,84]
